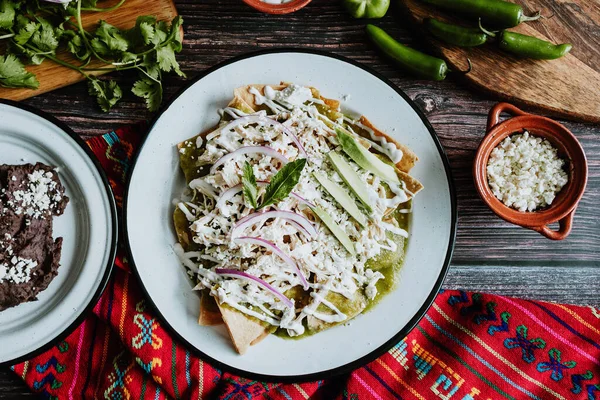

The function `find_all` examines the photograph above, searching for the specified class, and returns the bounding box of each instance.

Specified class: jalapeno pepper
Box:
[343,0,390,19]
[498,32,572,59]
[366,24,448,81]
[424,18,488,47]
[479,22,572,60]
[419,0,540,28]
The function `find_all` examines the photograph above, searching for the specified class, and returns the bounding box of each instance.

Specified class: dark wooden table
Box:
[1,0,598,397]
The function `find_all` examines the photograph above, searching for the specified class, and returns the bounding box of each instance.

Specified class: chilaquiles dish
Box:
[173,83,423,354]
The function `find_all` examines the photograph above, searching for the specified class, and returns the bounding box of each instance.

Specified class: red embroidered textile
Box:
[12,126,600,400]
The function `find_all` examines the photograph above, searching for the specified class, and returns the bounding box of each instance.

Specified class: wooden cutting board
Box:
[401,0,600,123]
[0,0,179,101]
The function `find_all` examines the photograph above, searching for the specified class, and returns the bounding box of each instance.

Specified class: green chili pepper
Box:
[424,18,488,47]
[343,0,390,19]
[498,32,572,59]
[419,0,540,28]
[366,24,448,81]
[478,22,572,60]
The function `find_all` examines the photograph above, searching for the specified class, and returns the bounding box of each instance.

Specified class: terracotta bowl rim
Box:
[473,110,588,237]
[242,0,312,14]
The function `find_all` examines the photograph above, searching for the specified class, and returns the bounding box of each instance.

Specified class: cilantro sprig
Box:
[0,0,185,112]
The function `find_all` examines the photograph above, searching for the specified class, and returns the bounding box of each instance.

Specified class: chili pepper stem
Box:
[462,57,473,74]
[448,57,473,74]
[521,11,542,23]
[478,18,497,38]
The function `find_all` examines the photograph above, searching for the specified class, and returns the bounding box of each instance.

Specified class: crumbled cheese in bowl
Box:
[487,130,568,212]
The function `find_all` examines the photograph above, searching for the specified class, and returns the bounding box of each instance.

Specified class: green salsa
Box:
[274,203,411,339]
[175,95,416,341]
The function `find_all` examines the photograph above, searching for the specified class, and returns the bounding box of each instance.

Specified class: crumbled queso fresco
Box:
[487,130,568,212]
[6,169,62,219]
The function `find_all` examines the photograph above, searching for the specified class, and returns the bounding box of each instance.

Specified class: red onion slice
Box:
[286,220,316,240]
[290,193,315,208]
[215,268,294,308]
[231,210,317,239]
[235,236,309,290]
[220,115,307,158]
[211,146,289,174]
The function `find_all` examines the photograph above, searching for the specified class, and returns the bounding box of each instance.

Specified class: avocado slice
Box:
[328,152,373,213]
[336,128,400,184]
[311,206,356,255]
[313,172,368,228]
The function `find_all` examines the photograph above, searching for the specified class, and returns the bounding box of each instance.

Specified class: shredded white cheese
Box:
[177,84,414,336]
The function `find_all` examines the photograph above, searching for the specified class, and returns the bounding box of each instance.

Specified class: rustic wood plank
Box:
[444,266,600,307]
[401,0,600,122]
[0,369,34,399]
[17,0,597,266]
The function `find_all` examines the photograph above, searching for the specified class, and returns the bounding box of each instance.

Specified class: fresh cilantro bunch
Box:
[0,0,185,112]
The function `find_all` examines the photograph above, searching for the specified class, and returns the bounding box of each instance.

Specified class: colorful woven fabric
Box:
[12,126,600,399]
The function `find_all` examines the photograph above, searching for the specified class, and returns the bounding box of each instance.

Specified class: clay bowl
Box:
[473,102,588,240]
[242,0,312,14]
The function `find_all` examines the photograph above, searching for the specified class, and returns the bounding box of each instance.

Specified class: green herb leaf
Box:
[14,17,38,46]
[91,20,128,57]
[258,158,307,210]
[132,76,162,112]
[125,16,156,48]
[242,162,258,209]
[151,20,169,45]
[0,0,15,30]
[167,15,184,52]
[156,42,184,77]
[30,18,59,53]
[139,22,154,45]
[65,31,91,61]
[141,53,160,79]
[88,77,123,112]
[0,54,39,89]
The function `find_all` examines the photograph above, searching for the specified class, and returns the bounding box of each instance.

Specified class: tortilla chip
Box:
[218,303,271,355]
[358,116,418,173]
[198,291,223,326]
[227,95,256,115]
[399,170,424,196]
[234,83,342,114]
[233,84,286,112]
[323,97,340,111]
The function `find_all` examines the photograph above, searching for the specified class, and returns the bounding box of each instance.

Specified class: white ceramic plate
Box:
[0,101,117,365]
[125,50,456,381]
